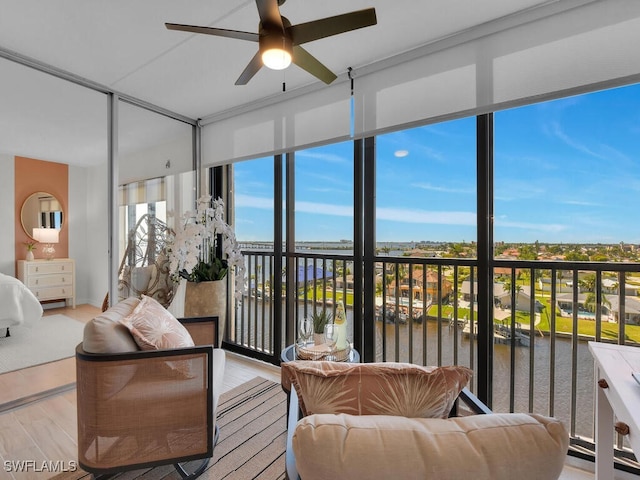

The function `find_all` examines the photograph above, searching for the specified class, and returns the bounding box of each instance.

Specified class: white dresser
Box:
[17,258,76,308]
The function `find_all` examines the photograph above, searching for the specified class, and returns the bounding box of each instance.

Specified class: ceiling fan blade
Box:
[165,23,258,42]
[255,0,284,29]
[292,46,337,84]
[235,52,264,85]
[288,8,377,45]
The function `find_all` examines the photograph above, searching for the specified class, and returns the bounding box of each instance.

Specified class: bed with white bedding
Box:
[0,273,43,337]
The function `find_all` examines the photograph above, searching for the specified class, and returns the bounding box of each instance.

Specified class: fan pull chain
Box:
[282,36,287,92]
[348,67,355,138]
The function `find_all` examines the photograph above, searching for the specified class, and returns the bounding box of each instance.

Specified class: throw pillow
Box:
[82,296,141,399]
[120,294,195,376]
[282,361,472,418]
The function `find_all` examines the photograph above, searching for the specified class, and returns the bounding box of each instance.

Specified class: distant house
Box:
[461,281,508,304]
[335,275,355,291]
[555,293,611,318]
[494,286,543,313]
[387,270,452,303]
[608,296,640,325]
[462,280,541,313]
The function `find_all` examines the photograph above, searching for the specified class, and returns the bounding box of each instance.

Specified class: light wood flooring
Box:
[0,305,628,479]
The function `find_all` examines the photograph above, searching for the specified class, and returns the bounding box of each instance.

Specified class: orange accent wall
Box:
[14,156,69,270]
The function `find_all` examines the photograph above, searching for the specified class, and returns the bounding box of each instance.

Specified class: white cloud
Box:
[235,194,273,209]
[550,121,606,160]
[411,182,474,194]
[296,201,353,216]
[377,207,476,225]
[494,218,566,233]
[237,194,566,232]
[296,150,347,164]
[560,199,603,207]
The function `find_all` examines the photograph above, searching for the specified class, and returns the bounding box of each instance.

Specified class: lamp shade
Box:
[260,34,292,70]
[33,227,59,244]
[262,48,292,70]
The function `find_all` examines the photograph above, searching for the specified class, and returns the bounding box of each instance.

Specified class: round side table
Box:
[280,344,360,363]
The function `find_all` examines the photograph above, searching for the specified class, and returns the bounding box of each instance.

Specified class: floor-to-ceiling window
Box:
[227,81,640,470]
[492,83,640,448]
[294,141,355,344]
[374,119,477,366]
[116,101,195,308]
[231,156,277,353]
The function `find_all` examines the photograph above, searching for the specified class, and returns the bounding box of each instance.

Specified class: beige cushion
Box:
[120,295,195,376]
[82,297,141,398]
[130,265,154,293]
[83,296,140,353]
[293,413,569,480]
[282,361,472,418]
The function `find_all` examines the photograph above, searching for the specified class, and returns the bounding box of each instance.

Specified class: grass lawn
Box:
[304,286,640,343]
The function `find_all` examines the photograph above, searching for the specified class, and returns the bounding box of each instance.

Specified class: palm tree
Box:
[557,270,564,293]
[578,273,596,293]
[584,292,611,314]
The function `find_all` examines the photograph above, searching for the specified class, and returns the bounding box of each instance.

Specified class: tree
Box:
[565,250,589,261]
[503,278,512,295]
[518,244,537,260]
[584,292,611,314]
[578,273,596,293]
[557,270,565,293]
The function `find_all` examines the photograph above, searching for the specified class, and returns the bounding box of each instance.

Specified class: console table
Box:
[18,258,76,308]
[589,341,640,479]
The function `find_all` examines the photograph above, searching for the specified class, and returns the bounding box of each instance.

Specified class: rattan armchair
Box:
[76,316,224,479]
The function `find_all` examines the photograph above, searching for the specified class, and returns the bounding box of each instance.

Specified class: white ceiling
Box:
[0,0,585,166]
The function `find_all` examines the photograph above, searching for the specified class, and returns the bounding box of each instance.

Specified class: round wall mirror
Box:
[21,191,64,240]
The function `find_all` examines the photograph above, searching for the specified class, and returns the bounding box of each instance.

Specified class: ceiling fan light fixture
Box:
[259,31,293,70]
[262,47,292,70]
[167,3,377,85]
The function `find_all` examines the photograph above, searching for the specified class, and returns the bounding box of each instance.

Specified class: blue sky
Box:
[234,84,640,244]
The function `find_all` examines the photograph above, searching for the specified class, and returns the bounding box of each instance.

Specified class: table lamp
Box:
[33,227,59,260]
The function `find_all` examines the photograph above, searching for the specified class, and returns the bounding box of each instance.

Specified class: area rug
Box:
[51,376,288,480]
[0,314,84,374]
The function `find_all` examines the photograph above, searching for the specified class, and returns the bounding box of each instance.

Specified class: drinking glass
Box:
[323,323,339,361]
[299,317,313,346]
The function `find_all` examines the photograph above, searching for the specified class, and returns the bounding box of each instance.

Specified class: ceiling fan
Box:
[165,0,377,85]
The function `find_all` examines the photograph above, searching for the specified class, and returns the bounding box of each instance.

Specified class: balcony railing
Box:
[228,249,640,471]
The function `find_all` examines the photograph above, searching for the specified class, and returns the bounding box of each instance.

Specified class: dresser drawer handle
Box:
[35,279,39,285]
[598,379,609,389]
[615,422,630,436]
[35,267,39,272]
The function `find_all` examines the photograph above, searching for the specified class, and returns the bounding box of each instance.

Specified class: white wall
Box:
[68,162,108,308]
[69,164,90,305]
[86,162,109,307]
[0,155,15,275]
